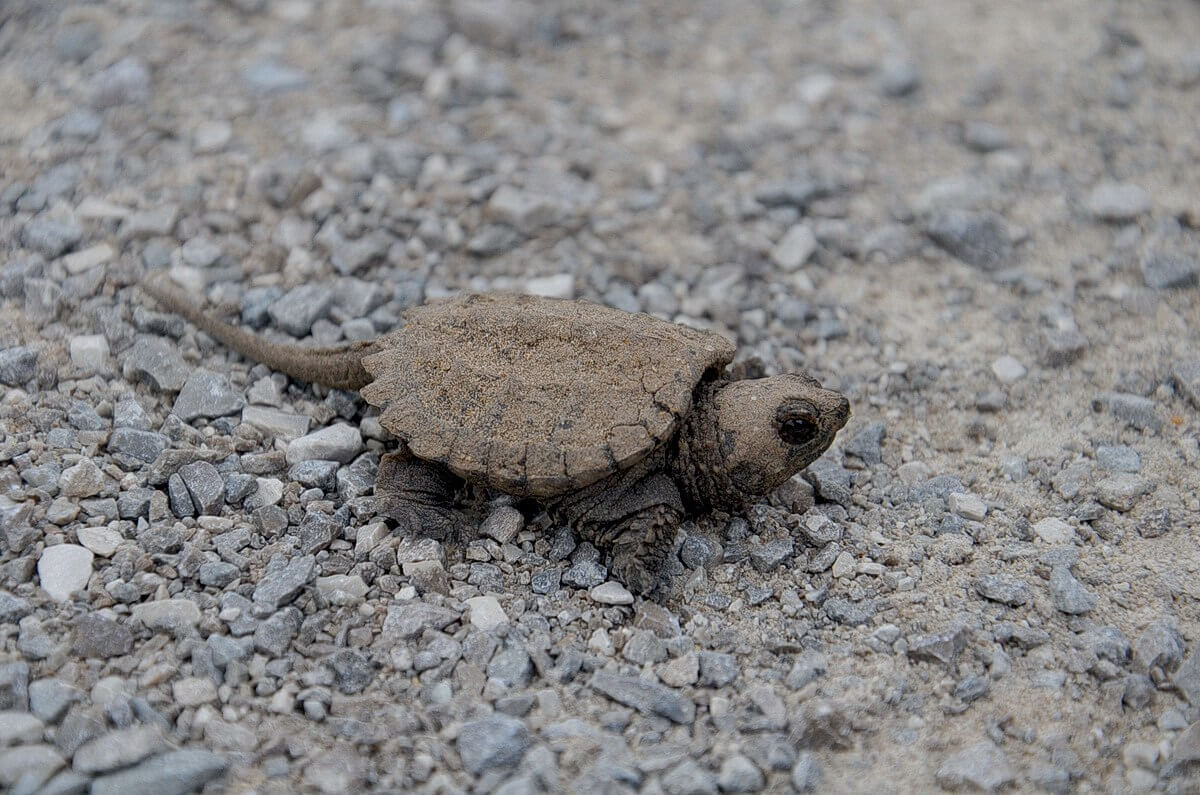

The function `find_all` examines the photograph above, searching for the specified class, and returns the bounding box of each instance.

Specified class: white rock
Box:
[488,185,561,233]
[465,595,508,632]
[524,273,575,299]
[38,545,94,601]
[172,676,217,707]
[192,119,233,153]
[831,551,856,578]
[1033,517,1075,545]
[589,581,634,605]
[62,243,113,274]
[0,711,46,745]
[132,598,201,631]
[69,334,110,372]
[1086,181,1151,222]
[76,526,123,557]
[771,224,817,271]
[354,522,388,560]
[242,406,310,440]
[948,492,988,521]
[315,575,368,605]
[244,478,284,509]
[990,355,1026,384]
[286,424,363,465]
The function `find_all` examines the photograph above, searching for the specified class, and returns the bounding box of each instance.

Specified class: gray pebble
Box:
[89,749,227,795]
[1172,358,1200,409]
[1140,251,1199,290]
[1132,621,1184,672]
[975,574,1032,607]
[1094,392,1161,431]
[329,649,374,694]
[72,614,133,659]
[1049,567,1097,614]
[530,568,561,595]
[456,715,530,775]
[0,347,37,386]
[1039,329,1089,367]
[1086,181,1151,222]
[962,121,1011,152]
[622,630,667,665]
[1096,445,1140,472]
[288,460,339,492]
[589,671,695,723]
[844,421,885,465]
[717,755,764,793]
[381,602,460,641]
[22,215,82,257]
[907,628,969,667]
[269,284,333,337]
[252,555,316,610]
[29,679,77,723]
[935,742,1015,792]
[179,461,224,515]
[803,458,853,506]
[1096,473,1147,512]
[253,608,300,657]
[561,560,606,589]
[925,210,1012,270]
[119,205,179,240]
[880,57,921,96]
[749,538,794,573]
[122,336,190,392]
[198,561,239,588]
[791,752,823,792]
[241,60,308,93]
[697,652,739,687]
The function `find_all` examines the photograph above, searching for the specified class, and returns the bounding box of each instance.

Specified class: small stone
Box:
[589,671,695,723]
[173,677,217,707]
[381,602,459,641]
[718,754,764,793]
[466,595,508,632]
[948,492,988,521]
[0,744,65,790]
[1040,329,1089,367]
[199,562,239,588]
[962,121,1011,152]
[925,210,1011,270]
[697,652,739,687]
[286,424,363,465]
[622,630,667,665]
[589,581,634,605]
[75,525,120,557]
[119,204,179,240]
[530,569,561,595]
[659,653,699,687]
[487,185,561,234]
[990,355,1026,383]
[1132,621,1185,672]
[1096,445,1141,473]
[269,284,333,337]
[192,120,232,153]
[456,715,530,775]
[1096,474,1147,512]
[72,614,132,658]
[1140,251,1199,290]
[62,243,113,275]
[680,535,721,569]
[1086,181,1151,222]
[253,555,316,609]
[662,759,717,795]
[561,560,606,589]
[131,599,201,633]
[69,334,110,372]
[1032,517,1075,545]
[172,370,244,421]
[242,406,311,440]
[179,461,224,515]
[524,273,576,299]
[22,215,82,258]
[771,224,818,270]
[1049,567,1097,615]
[935,742,1016,792]
[59,459,104,498]
[1173,722,1200,765]
[0,347,37,386]
[242,59,308,92]
[122,336,189,392]
[803,458,852,505]
[86,56,151,107]
[1173,359,1200,409]
[1097,392,1162,431]
[823,597,876,625]
[73,725,163,774]
[315,575,368,605]
[329,649,374,695]
[481,506,523,544]
[907,628,969,667]
[38,545,94,601]
[844,421,885,466]
[791,753,823,792]
[975,574,1031,607]
[0,711,44,746]
[89,749,228,795]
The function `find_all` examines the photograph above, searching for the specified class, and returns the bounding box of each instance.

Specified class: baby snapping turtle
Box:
[143,278,849,596]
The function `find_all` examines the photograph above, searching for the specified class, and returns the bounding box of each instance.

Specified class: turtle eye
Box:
[778,415,820,446]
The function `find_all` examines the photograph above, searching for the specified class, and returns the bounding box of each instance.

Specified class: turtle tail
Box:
[141,275,377,391]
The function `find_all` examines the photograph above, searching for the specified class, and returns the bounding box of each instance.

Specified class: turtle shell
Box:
[359,293,736,498]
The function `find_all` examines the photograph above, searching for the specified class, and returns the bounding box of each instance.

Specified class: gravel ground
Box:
[2,0,1200,792]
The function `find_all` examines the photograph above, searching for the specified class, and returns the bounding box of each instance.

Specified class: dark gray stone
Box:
[269,284,332,337]
[252,555,316,610]
[530,568,561,595]
[824,597,876,626]
[975,574,1031,607]
[108,428,169,465]
[1141,251,1199,290]
[381,602,460,640]
[253,608,301,657]
[679,534,721,569]
[844,421,885,465]
[0,661,30,710]
[329,649,374,694]
[72,614,133,658]
[0,346,37,386]
[907,627,969,667]
[179,460,224,515]
[1173,359,1200,409]
[925,210,1011,269]
[749,538,794,573]
[289,460,339,492]
[198,561,239,588]
[296,512,338,554]
[172,370,244,421]
[22,215,82,257]
[457,715,531,775]
[589,671,696,723]
[803,458,853,505]
[561,560,606,589]
[697,652,739,687]
[122,336,189,392]
[1132,621,1184,672]
[89,749,228,795]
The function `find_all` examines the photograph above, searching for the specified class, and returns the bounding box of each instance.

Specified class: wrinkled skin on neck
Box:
[671,374,850,513]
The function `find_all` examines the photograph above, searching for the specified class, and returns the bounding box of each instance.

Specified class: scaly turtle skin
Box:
[142,277,850,597]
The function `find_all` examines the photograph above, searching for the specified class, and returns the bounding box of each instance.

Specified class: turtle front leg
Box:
[552,462,685,600]
[375,449,466,541]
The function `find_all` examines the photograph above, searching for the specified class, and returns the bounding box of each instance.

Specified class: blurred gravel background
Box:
[2,0,1200,792]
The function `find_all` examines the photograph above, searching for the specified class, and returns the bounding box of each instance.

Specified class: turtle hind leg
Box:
[606,504,681,601]
[375,450,467,542]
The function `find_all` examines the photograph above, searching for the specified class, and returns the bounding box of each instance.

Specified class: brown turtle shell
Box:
[359,293,736,498]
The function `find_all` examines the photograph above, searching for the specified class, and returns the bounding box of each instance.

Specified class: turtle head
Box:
[711,373,850,497]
